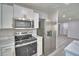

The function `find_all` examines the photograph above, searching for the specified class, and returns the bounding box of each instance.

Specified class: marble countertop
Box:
[65,40,79,55]
[33,35,43,38]
[0,36,15,48]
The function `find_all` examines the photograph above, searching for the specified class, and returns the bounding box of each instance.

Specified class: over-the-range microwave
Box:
[13,19,34,28]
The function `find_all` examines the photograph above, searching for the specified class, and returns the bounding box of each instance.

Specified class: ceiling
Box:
[18,3,65,13]
[18,3,79,23]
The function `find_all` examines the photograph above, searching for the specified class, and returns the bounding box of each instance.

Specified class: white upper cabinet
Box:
[0,4,1,29]
[14,5,25,18]
[14,5,34,20]
[34,12,39,28]
[0,4,39,29]
[2,4,13,28]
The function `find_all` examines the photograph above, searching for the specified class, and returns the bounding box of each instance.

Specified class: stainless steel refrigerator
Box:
[37,19,56,56]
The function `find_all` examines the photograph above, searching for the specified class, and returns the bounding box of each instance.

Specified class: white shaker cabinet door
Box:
[34,12,39,28]
[0,4,1,29]
[14,5,26,18]
[14,4,34,20]
[2,4,13,28]
[1,46,15,56]
[25,8,34,20]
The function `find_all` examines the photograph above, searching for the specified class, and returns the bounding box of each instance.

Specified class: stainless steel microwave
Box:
[14,19,34,28]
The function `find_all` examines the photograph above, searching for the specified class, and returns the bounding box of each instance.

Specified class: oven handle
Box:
[15,40,37,48]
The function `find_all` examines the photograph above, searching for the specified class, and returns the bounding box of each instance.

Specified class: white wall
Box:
[63,23,68,35]
[48,11,58,22]
[68,21,79,39]
[0,29,35,37]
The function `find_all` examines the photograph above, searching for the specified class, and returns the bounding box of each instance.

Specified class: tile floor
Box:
[48,35,79,56]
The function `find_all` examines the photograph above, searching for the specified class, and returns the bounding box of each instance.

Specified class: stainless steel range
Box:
[15,32,37,56]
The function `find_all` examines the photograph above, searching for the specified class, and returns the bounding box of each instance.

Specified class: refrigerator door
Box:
[37,19,56,55]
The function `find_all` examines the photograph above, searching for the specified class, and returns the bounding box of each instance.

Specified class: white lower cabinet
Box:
[37,36,43,56]
[1,45,15,56]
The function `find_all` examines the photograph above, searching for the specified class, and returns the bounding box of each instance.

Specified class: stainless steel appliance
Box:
[14,19,34,28]
[15,32,37,56]
[37,19,56,55]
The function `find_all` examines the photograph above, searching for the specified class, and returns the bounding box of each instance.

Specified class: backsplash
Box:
[0,29,37,37]
[0,29,14,37]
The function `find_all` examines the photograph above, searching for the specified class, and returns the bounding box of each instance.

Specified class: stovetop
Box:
[15,37,37,45]
[15,32,37,45]
[15,34,32,41]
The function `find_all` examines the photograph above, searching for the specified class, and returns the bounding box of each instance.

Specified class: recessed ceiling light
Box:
[69,18,71,20]
[62,14,66,18]
[64,3,70,5]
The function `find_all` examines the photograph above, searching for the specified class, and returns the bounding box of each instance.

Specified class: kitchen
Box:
[0,3,57,56]
[1,3,79,56]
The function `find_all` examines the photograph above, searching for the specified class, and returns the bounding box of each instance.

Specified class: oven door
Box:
[28,42,37,56]
[15,42,37,56]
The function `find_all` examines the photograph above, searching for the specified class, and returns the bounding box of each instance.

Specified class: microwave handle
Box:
[31,21,34,28]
